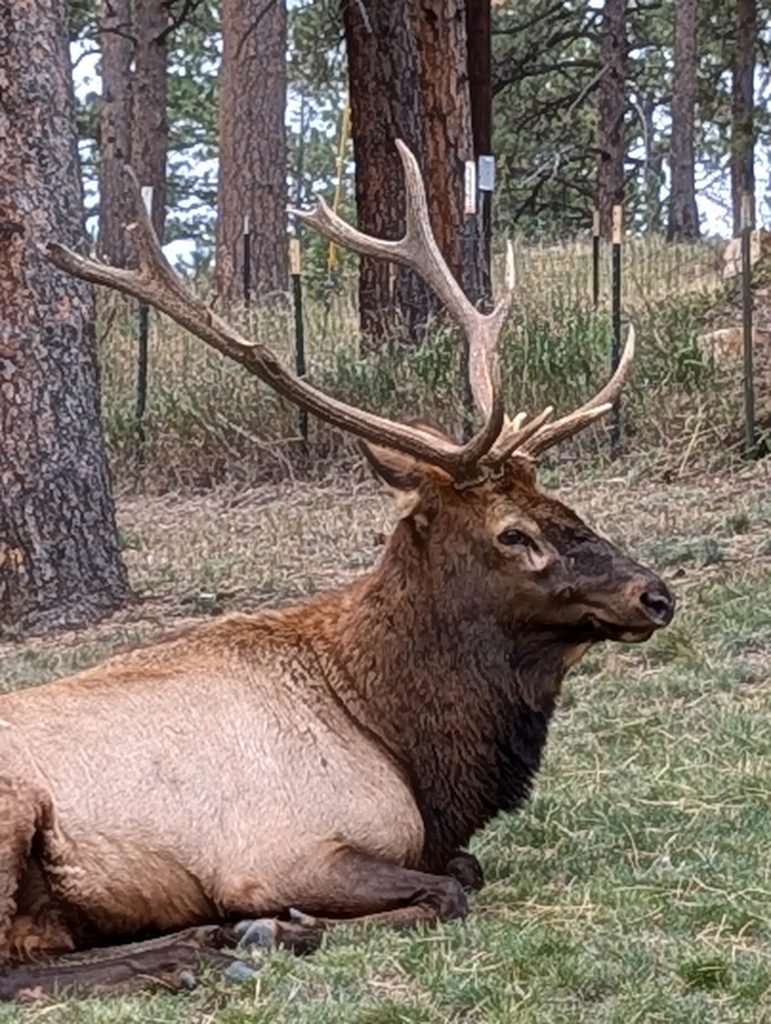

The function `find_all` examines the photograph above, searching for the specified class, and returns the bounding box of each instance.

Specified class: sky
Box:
[71,42,769,267]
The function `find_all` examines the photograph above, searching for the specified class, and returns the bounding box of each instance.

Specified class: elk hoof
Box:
[177,969,197,990]
[445,851,485,892]
[233,917,322,955]
[289,907,318,927]
[222,960,261,984]
[234,918,278,948]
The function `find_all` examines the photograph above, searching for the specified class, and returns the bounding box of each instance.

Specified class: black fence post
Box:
[478,155,495,310]
[135,185,153,471]
[460,159,479,440]
[135,303,149,468]
[740,192,756,458]
[610,204,623,456]
[592,209,600,308]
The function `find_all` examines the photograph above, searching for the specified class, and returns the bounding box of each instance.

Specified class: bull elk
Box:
[0,142,674,999]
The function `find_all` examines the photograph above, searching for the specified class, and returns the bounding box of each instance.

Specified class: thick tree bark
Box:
[0,0,131,633]
[343,0,478,347]
[731,0,756,235]
[343,0,437,346]
[596,0,626,240]
[466,0,492,303]
[413,1,477,299]
[667,0,700,241]
[98,0,134,265]
[215,0,288,304]
[132,0,169,241]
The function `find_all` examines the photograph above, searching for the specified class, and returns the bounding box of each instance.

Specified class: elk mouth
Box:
[582,614,655,643]
[551,616,655,645]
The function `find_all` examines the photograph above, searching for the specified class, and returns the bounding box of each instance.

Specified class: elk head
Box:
[362,442,673,653]
[45,141,674,649]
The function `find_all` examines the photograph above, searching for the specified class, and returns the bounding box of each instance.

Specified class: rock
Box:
[722,228,771,280]
[695,326,771,365]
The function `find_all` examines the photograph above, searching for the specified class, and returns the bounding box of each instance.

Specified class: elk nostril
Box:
[639,584,674,624]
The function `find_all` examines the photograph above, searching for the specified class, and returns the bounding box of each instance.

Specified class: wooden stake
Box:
[243,214,251,307]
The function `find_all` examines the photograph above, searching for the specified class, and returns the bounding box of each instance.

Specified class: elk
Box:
[0,142,674,999]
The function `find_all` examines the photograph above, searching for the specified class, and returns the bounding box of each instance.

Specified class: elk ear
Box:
[500,455,538,491]
[359,441,425,492]
[359,441,446,529]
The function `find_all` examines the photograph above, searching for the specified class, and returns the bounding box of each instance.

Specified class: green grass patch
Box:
[1,465,769,1022]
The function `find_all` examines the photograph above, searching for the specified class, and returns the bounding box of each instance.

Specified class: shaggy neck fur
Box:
[316,516,584,871]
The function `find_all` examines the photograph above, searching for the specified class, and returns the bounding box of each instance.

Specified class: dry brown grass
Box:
[2,454,769,692]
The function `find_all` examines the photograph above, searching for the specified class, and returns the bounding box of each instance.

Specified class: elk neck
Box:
[308,516,579,871]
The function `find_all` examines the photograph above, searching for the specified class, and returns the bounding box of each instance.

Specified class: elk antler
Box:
[45,148,511,480]
[291,142,635,464]
[520,324,635,457]
[44,141,634,476]
[292,141,514,429]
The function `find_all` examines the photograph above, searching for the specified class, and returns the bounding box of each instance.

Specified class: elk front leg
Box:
[235,845,468,944]
[0,849,468,1001]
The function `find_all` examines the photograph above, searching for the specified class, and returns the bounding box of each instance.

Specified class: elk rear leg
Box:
[0,778,54,964]
[0,925,237,1001]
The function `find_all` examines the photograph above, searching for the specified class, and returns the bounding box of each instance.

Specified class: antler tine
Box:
[293,139,511,435]
[493,406,556,462]
[45,163,503,476]
[519,324,636,457]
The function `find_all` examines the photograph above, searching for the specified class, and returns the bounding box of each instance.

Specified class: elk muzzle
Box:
[581,571,675,643]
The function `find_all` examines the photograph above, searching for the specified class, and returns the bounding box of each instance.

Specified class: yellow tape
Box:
[328,101,351,272]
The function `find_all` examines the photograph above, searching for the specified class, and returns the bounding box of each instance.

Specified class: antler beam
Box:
[293,140,512,424]
[45,163,505,478]
[44,142,636,475]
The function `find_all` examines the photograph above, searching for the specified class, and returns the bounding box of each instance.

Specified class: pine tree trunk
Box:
[414,0,478,298]
[466,0,492,304]
[343,0,437,348]
[98,0,134,265]
[132,0,169,240]
[0,0,131,633]
[215,0,288,305]
[596,0,626,240]
[731,0,756,235]
[667,0,700,241]
[344,0,479,348]
[642,94,664,232]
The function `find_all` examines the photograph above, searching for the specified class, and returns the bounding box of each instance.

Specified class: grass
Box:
[1,457,769,1023]
[1,230,768,1018]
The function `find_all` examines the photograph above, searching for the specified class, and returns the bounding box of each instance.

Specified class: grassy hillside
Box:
[1,459,769,1023]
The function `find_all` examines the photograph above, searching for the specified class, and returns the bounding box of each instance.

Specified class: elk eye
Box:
[497,526,533,548]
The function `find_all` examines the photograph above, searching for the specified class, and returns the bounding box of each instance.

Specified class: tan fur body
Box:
[1,599,425,949]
